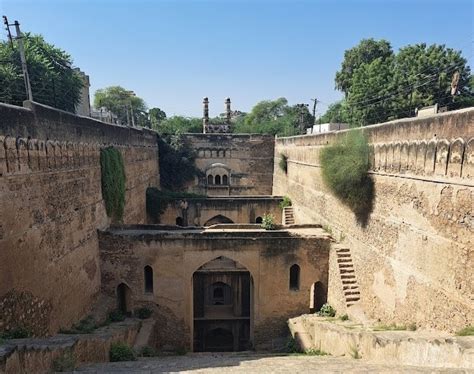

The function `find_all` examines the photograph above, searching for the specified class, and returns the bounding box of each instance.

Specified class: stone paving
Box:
[72,352,471,373]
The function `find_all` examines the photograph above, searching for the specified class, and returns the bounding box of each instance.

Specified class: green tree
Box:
[0,33,83,112]
[156,116,202,135]
[332,39,472,126]
[347,56,395,126]
[94,86,147,126]
[391,43,472,116]
[233,98,313,136]
[319,101,350,124]
[335,39,393,96]
[149,107,167,129]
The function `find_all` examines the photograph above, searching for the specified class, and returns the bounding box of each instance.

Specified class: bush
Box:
[320,130,374,226]
[317,303,336,317]
[279,196,292,210]
[108,310,126,322]
[61,316,97,334]
[100,147,126,222]
[0,327,31,339]
[110,342,137,362]
[52,351,76,372]
[286,336,301,353]
[138,345,158,357]
[339,314,349,321]
[305,348,329,356]
[279,153,288,174]
[456,326,474,336]
[135,307,152,319]
[260,213,276,230]
[175,346,188,356]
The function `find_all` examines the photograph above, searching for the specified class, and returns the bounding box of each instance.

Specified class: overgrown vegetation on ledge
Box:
[146,187,204,223]
[319,130,374,226]
[158,134,201,190]
[100,146,126,222]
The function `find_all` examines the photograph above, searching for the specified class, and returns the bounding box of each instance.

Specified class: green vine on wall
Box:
[319,130,374,226]
[100,146,126,222]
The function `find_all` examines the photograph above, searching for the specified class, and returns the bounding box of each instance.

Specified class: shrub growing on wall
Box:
[279,153,288,174]
[319,130,374,225]
[100,147,126,222]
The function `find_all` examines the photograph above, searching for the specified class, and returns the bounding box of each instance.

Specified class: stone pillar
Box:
[225,97,231,124]
[203,97,209,133]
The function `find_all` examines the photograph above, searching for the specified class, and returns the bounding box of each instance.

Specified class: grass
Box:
[138,345,158,357]
[350,345,361,359]
[373,323,416,331]
[0,327,32,340]
[279,153,288,174]
[60,316,98,334]
[456,326,474,336]
[110,342,137,362]
[304,348,329,356]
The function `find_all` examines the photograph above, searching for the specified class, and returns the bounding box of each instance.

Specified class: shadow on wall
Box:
[353,175,375,227]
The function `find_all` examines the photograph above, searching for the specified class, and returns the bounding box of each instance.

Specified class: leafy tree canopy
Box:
[324,40,473,126]
[233,97,313,136]
[335,38,393,96]
[94,86,147,126]
[0,33,83,112]
[156,116,202,135]
[149,107,167,129]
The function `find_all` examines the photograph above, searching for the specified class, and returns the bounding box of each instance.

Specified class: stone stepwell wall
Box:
[273,108,474,332]
[0,102,159,336]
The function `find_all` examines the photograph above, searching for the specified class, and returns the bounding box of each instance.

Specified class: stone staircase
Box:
[335,246,360,307]
[283,206,295,225]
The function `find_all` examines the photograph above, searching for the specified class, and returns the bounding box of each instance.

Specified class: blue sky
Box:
[1,0,473,117]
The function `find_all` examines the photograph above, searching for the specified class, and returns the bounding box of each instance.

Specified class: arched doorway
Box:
[193,256,252,352]
[205,328,234,351]
[117,283,132,315]
[310,281,327,313]
[176,217,184,226]
[255,216,263,224]
[204,215,234,226]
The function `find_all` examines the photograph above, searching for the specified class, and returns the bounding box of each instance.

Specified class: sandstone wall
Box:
[182,134,274,196]
[159,196,283,226]
[273,108,474,332]
[98,226,330,350]
[0,102,159,335]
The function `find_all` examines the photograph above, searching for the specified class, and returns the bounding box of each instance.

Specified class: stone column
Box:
[225,97,231,125]
[203,97,209,133]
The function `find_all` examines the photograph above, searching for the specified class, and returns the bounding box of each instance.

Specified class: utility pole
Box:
[2,16,14,49]
[13,20,33,101]
[310,98,318,125]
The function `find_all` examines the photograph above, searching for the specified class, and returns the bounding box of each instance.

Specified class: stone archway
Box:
[204,215,234,226]
[116,283,132,315]
[193,256,252,352]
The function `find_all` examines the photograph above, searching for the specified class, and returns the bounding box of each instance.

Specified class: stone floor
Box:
[71,352,470,373]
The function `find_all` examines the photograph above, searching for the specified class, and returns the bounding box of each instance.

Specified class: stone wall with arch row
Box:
[372,137,473,179]
[197,148,231,159]
[0,135,157,177]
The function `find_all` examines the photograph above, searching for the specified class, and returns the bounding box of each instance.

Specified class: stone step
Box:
[339,269,355,274]
[342,280,357,285]
[343,285,359,290]
[336,253,351,258]
[346,296,360,302]
[340,275,356,279]
[336,248,350,253]
[344,291,360,296]
[338,263,354,268]
[337,258,352,263]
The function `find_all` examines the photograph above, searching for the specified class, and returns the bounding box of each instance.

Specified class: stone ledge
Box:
[288,315,474,369]
[0,319,140,374]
